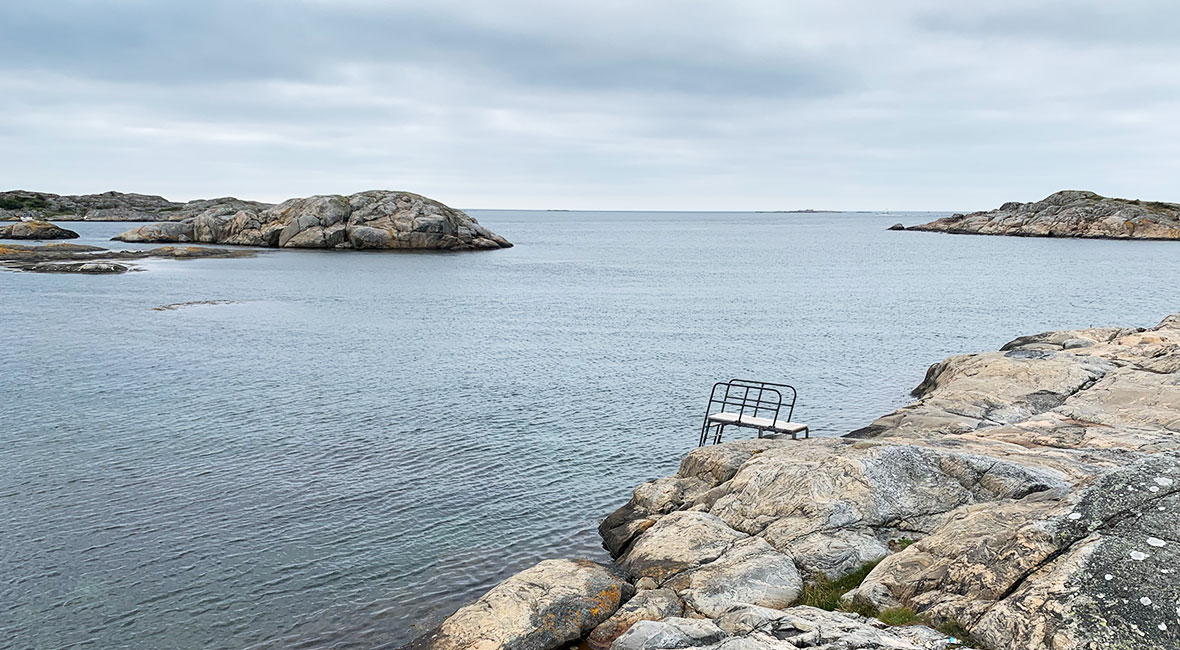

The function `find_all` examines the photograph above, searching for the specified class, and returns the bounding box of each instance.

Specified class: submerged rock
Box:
[907,190,1180,239]
[153,300,238,311]
[0,220,79,240]
[113,190,511,251]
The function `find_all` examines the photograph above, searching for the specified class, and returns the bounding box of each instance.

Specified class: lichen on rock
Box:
[0,220,79,240]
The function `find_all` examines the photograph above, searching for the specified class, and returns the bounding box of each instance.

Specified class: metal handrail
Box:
[729,379,798,423]
[699,379,802,446]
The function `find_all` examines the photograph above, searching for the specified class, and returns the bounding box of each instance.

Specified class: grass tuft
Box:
[877,607,920,626]
[889,537,916,552]
[793,560,880,611]
[791,557,981,646]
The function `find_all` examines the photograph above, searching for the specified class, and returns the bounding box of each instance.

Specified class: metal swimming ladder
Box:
[699,379,809,446]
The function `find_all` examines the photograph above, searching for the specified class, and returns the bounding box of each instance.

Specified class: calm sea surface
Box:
[3,211,1179,649]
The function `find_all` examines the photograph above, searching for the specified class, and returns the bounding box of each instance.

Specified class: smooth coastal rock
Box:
[412,559,631,650]
[586,589,683,650]
[0,220,79,240]
[25,261,130,274]
[906,190,1180,239]
[112,190,511,251]
[598,313,1180,649]
[425,313,1180,650]
[612,606,968,650]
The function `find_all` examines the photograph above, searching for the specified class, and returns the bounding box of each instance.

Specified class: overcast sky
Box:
[1,1,1177,210]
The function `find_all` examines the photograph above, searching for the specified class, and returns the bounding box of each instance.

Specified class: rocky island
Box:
[0,220,79,240]
[2,189,511,251]
[113,190,510,251]
[0,190,269,222]
[0,242,257,274]
[413,314,1180,650]
[902,190,1180,239]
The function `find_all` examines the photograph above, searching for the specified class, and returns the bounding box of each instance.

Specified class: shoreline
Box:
[417,313,1180,650]
[900,225,1180,242]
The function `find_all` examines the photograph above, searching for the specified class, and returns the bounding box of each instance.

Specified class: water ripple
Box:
[3,212,1179,648]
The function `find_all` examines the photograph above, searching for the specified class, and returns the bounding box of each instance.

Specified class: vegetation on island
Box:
[0,194,49,211]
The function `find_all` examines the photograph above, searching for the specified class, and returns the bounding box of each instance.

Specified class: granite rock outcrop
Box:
[414,313,1180,650]
[904,190,1180,239]
[113,190,510,251]
[0,220,79,240]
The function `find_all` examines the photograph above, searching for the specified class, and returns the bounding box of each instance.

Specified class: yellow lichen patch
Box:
[587,583,623,616]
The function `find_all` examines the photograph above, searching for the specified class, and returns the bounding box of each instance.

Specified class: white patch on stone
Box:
[1149,486,1161,493]
[1154,477,1174,487]
[1130,550,1149,561]
[1104,573,1113,580]
[1069,512,1082,520]
[1147,537,1166,547]
[1140,596,1152,606]
[1160,622,1169,631]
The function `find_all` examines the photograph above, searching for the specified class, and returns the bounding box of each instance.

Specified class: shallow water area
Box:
[2,211,1178,649]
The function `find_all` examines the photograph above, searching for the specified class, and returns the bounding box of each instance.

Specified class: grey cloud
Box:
[916,1,1180,46]
[0,1,1177,210]
[0,0,848,99]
